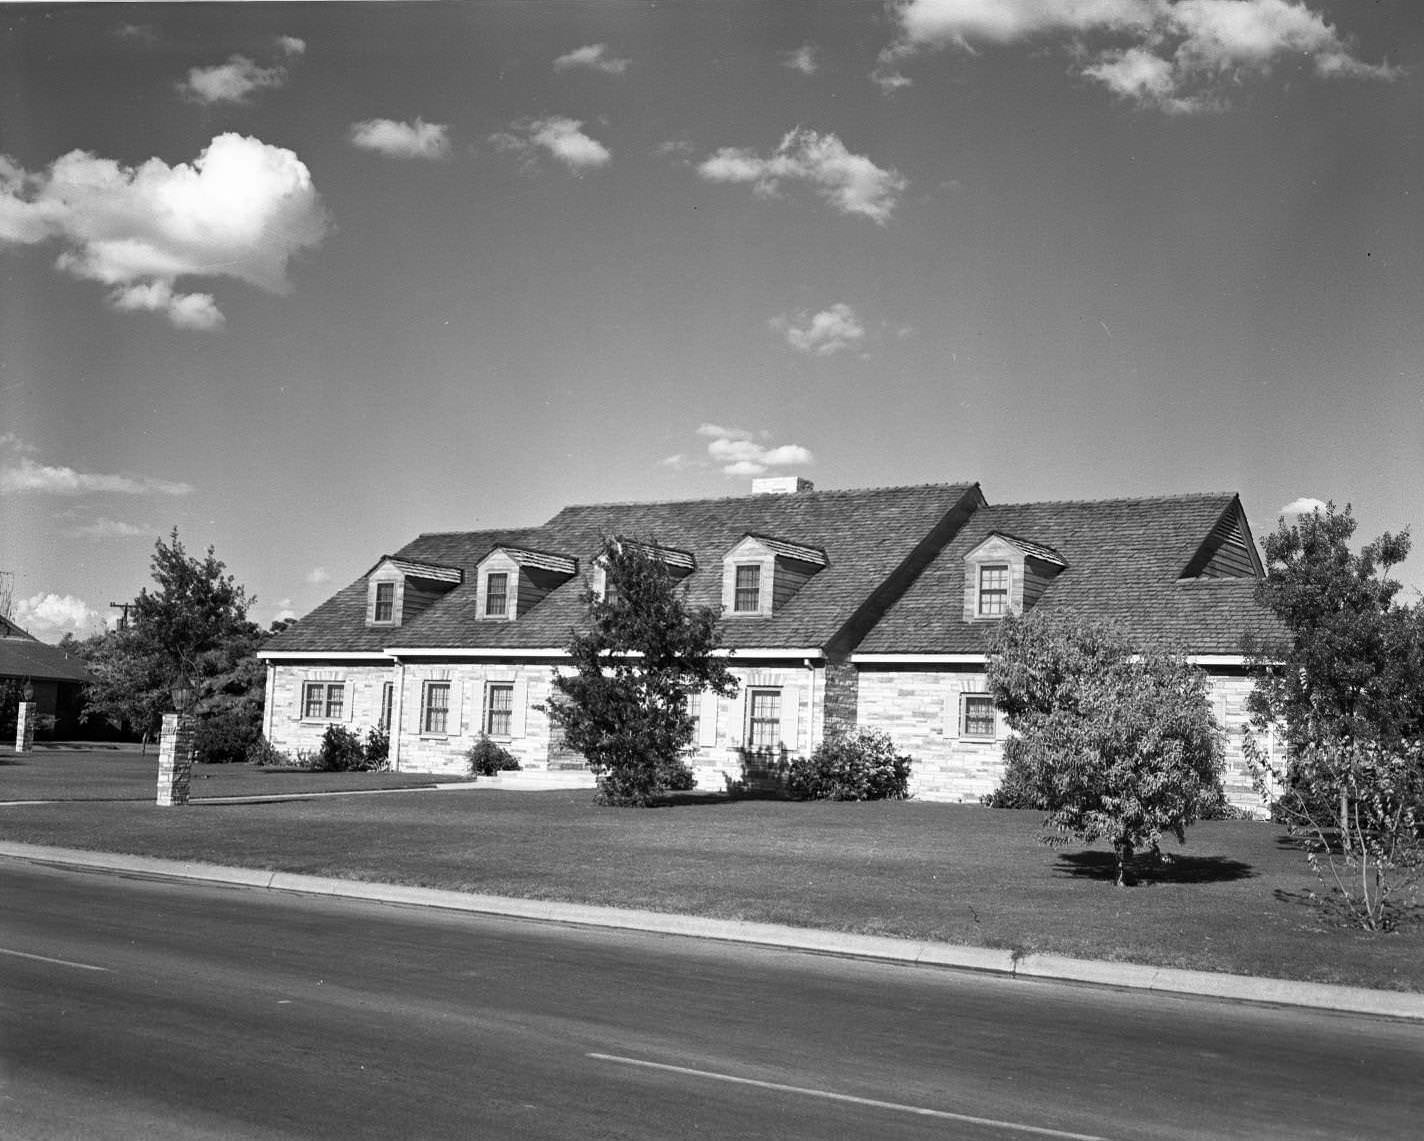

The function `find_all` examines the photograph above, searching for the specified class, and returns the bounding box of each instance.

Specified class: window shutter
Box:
[476,681,489,736]
[728,687,746,747]
[942,689,957,736]
[450,681,465,736]
[343,679,357,721]
[697,690,718,747]
[995,708,1008,740]
[511,679,528,738]
[779,686,801,753]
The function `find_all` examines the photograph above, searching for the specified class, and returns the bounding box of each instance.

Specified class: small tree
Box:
[987,614,1225,886]
[545,537,738,806]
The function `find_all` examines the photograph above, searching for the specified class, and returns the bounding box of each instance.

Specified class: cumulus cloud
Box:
[0,455,192,496]
[350,117,451,160]
[686,424,814,477]
[772,303,867,356]
[274,598,298,623]
[305,566,332,584]
[179,54,288,104]
[0,133,328,328]
[491,117,612,173]
[697,128,905,223]
[696,423,755,442]
[1279,496,1327,516]
[881,0,1394,111]
[553,43,630,74]
[278,36,306,57]
[782,45,820,75]
[70,517,149,538]
[14,593,105,640]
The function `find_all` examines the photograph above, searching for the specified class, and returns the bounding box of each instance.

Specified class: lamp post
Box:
[14,678,36,753]
[156,668,196,806]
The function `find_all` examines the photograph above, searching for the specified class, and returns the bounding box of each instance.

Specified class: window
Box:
[961,694,996,739]
[302,682,344,720]
[373,582,395,623]
[379,681,394,731]
[978,564,1009,616]
[734,564,761,613]
[486,683,514,736]
[746,688,781,751]
[485,572,509,617]
[423,682,451,735]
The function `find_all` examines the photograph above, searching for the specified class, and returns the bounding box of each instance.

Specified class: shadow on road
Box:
[1054,850,1256,885]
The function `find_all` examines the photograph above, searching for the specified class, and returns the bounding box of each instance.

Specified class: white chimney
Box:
[751,476,816,495]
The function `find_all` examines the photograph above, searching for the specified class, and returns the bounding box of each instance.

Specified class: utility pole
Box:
[109,601,133,630]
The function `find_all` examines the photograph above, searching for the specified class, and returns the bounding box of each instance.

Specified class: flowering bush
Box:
[787,727,912,801]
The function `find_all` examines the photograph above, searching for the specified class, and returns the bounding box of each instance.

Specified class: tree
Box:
[986,614,1225,886]
[80,530,267,754]
[545,537,738,806]
[1245,502,1423,752]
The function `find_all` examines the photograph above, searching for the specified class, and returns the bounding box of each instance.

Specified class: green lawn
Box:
[0,745,455,801]
[2,749,1419,993]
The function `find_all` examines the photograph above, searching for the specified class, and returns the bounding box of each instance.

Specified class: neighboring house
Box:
[259,478,1284,808]
[0,614,93,739]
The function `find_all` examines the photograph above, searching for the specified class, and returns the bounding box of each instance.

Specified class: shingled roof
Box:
[0,625,93,684]
[264,483,983,654]
[857,493,1284,655]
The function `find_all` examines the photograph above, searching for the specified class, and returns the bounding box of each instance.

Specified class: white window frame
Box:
[745,687,781,751]
[733,564,761,613]
[485,682,515,738]
[422,681,452,736]
[379,681,394,731]
[372,581,396,624]
[977,565,1009,617]
[302,681,345,721]
[485,572,509,618]
[960,693,997,740]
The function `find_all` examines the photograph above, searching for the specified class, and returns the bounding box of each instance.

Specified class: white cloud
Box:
[277,36,306,57]
[350,118,452,161]
[14,593,105,640]
[492,117,612,173]
[305,566,331,584]
[882,0,1394,111]
[70,517,148,538]
[0,433,38,455]
[0,133,328,329]
[274,598,297,623]
[696,422,755,441]
[772,303,867,356]
[553,43,630,74]
[1279,496,1327,516]
[702,432,814,477]
[179,54,287,104]
[698,128,906,224]
[782,45,819,75]
[0,455,192,496]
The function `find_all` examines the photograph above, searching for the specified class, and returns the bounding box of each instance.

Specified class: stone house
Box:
[1,614,93,739]
[258,477,1283,807]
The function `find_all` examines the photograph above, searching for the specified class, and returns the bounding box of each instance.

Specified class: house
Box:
[1,614,93,739]
[258,478,1284,808]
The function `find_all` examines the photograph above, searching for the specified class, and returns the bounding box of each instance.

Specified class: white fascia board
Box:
[1185,654,1251,667]
[258,651,391,662]
[851,653,987,665]
[718,647,824,660]
[384,647,568,659]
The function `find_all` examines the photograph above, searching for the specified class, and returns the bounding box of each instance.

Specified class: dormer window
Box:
[589,538,695,601]
[734,565,761,613]
[365,557,462,628]
[977,565,1008,617]
[721,534,827,618]
[963,533,1065,621]
[475,546,577,620]
[485,572,509,618]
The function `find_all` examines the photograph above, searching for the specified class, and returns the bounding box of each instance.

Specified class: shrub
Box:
[467,735,521,777]
[787,727,912,802]
[312,724,371,772]
[364,724,390,769]
[192,708,263,764]
[246,735,294,767]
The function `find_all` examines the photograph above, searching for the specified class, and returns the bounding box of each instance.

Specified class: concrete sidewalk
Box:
[5,839,1422,1023]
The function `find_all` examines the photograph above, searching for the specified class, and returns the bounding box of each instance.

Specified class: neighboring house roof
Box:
[858,493,1284,655]
[0,629,93,684]
[264,484,982,654]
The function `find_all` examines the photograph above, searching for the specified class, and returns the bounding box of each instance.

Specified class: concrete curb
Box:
[5,840,1422,1022]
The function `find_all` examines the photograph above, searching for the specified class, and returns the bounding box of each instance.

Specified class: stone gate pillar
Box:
[156,712,195,806]
[15,701,36,753]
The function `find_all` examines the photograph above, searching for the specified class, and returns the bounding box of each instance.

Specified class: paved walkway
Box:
[4,839,1422,1023]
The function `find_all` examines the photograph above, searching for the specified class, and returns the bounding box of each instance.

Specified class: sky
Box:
[1,0,1421,640]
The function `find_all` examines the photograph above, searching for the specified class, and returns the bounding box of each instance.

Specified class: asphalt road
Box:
[2,859,1421,1140]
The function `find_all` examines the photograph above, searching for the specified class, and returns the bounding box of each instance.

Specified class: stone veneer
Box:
[15,700,36,753]
[156,712,195,806]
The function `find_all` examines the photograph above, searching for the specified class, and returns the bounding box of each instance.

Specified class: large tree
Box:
[1245,502,1422,751]
[986,614,1224,886]
[545,537,738,806]
[81,530,267,754]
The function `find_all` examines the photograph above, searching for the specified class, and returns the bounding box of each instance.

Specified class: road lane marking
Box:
[588,1053,1110,1140]
[0,947,111,972]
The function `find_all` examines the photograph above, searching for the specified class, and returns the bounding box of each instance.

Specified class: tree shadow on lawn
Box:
[1271,888,1424,930]
[1054,850,1256,886]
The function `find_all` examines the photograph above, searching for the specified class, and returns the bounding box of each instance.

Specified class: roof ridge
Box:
[550,480,979,513]
[989,491,1239,510]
